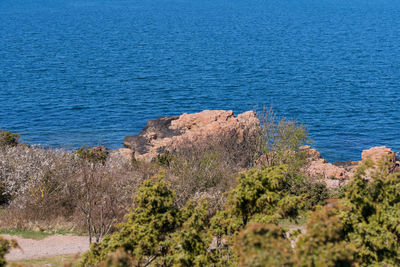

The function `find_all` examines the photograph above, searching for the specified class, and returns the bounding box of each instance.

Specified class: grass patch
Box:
[0,229,79,240]
[8,254,80,267]
[278,216,308,231]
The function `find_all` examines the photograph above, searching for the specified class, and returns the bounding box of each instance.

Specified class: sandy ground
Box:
[1,234,90,260]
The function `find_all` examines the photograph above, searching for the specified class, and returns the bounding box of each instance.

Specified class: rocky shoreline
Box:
[301,145,399,188]
[120,110,399,188]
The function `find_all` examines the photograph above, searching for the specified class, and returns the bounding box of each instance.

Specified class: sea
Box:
[1,0,400,162]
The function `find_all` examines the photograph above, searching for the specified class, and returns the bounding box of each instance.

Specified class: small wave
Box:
[70,106,89,111]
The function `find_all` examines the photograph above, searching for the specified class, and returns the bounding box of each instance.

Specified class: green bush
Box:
[0,130,20,148]
[256,107,310,168]
[79,173,212,267]
[290,179,329,210]
[294,157,400,267]
[341,158,400,266]
[296,207,357,267]
[75,146,108,165]
[235,223,295,267]
[74,145,400,267]
[210,165,304,240]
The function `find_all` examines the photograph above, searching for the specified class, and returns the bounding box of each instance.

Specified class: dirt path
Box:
[1,234,90,260]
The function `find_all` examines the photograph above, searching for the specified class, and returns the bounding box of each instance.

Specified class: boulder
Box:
[301,145,350,188]
[299,145,321,161]
[124,110,259,162]
[306,159,349,180]
[359,146,397,179]
[361,146,396,166]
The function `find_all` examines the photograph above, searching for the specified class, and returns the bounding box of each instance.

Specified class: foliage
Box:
[79,173,180,266]
[235,223,295,267]
[341,158,400,266]
[210,165,304,240]
[290,179,329,210]
[0,130,20,148]
[99,248,138,267]
[296,207,357,267]
[0,236,18,267]
[256,107,310,168]
[156,200,211,266]
[80,173,215,267]
[75,146,109,165]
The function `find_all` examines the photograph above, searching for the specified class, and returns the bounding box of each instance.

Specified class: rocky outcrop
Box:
[124,110,259,162]
[123,110,399,186]
[303,145,400,188]
[361,146,396,169]
[359,146,398,179]
[301,146,350,188]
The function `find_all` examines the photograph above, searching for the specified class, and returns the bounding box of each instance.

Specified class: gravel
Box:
[1,234,90,260]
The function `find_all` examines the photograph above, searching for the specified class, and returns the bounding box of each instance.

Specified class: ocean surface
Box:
[1,0,400,162]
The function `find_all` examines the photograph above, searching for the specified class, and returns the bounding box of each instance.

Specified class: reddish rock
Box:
[301,145,350,188]
[124,110,259,162]
[307,159,349,180]
[361,146,396,166]
[299,145,321,161]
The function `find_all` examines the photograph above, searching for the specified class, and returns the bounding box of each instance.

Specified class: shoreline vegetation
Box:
[1,109,400,266]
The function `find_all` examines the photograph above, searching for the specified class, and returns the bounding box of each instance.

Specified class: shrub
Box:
[295,207,357,267]
[209,165,304,240]
[0,130,20,148]
[0,237,18,267]
[0,145,75,208]
[341,158,400,266]
[99,248,138,267]
[256,107,310,168]
[157,200,211,266]
[79,173,181,266]
[80,173,214,267]
[290,179,329,210]
[235,223,295,267]
[0,145,145,232]
[165,135,237,211]
[75,146,109,165]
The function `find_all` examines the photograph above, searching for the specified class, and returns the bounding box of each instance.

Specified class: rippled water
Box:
[1,0,400,162]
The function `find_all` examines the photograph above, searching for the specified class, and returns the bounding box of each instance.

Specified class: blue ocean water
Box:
[1,0,400,162]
